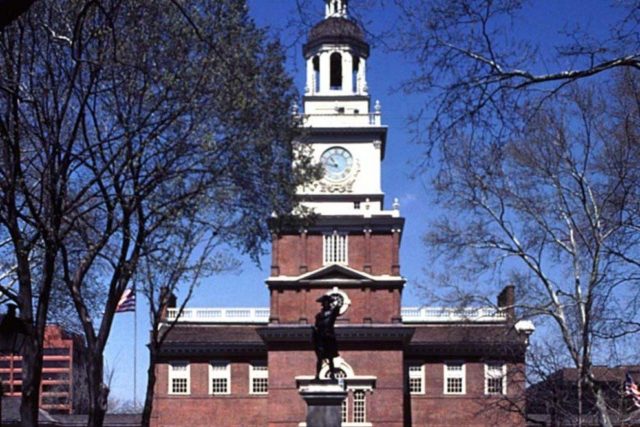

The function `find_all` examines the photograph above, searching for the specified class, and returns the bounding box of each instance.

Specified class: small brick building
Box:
[151,1,532,426]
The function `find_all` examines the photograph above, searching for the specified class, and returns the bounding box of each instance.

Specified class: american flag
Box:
[116,288,136,313]
[625,373,640,408]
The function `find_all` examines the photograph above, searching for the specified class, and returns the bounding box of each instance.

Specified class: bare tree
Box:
[1,1,315,425]
[391,0,640,153]
[386,3,640,426]
[423,76,640,427]
[135,213,239,427]
[0,1,114,423]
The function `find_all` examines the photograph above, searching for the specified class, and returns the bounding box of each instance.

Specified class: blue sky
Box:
[104,0,622,405]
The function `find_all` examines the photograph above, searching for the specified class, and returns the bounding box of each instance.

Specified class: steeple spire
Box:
[325,0,348,18]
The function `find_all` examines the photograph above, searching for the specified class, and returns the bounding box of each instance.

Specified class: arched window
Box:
[352,56,359,92]
[330,52,342,90]
[313,56,320,93]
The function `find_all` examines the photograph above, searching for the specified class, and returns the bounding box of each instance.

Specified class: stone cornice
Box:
[266,279,404,291]
[265,263,406,290]
[406,342,527,359]
[269,215,404,235]
[257,325,415,344]
[157,342,266,358]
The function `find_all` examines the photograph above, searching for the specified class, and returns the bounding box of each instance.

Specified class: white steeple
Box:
[325,0,348,18]
[296,0,393,217]
[303,0,369,97]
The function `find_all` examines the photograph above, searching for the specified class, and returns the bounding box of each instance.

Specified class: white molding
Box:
[249,361,269,395]
[266,263,405,283]
[443,361,466,395]
[168,361,190,395]
[484,362,507,395]
[407,363,425,395]
[209,360,231,395]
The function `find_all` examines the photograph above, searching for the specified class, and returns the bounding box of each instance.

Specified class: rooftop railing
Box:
[401,307,506,323]
[299,112,382,127]
[165,306,506,323]
[166,308,270,323]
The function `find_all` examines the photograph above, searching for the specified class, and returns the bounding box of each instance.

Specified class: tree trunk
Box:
[141,345,158,427]
[20,336,42,427]
[585,377,613,427]
[592,386,613,427]
[86,351,109,427]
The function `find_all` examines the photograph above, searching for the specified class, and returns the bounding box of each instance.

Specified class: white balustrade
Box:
[165,306,505,323]
[299,112,382,127]
[165,308,270,323]
[401,307,506,323]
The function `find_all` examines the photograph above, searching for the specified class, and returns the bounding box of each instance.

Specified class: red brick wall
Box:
[273,232,398,277]
[269,286,401,324]
[151,352,526,427]
[152,360,268,427]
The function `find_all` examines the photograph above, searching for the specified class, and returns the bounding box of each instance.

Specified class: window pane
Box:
[172,378,188,394]
[447,378,463,394]
[409,377,422,393]
[211,378,228,394]
[353,390,366,423]
[251,378,268,394]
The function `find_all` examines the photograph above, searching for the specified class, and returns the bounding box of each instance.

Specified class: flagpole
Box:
[133,293,137,410]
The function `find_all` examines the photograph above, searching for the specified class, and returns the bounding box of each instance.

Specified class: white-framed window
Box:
[353,390,366,423]
[408,363,424,394]
[209,361,230,395]
[168,361,190,395]
[341,396,348,423]
[444,362,465,395]
[323,232,348,264]
[485,363,506,395]
[250,361,268,394]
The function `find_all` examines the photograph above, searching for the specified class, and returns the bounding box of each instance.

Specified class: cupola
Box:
[303,0,369,96]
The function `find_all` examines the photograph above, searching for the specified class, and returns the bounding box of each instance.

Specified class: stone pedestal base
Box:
[299,381,347,427]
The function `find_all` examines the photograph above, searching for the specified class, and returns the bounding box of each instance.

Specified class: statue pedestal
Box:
[299,380,347,427]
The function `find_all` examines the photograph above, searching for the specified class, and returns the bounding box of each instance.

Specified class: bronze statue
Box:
[313,294,342,380]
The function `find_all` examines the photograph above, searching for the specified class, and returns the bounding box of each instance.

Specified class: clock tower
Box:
[263,2,408,424]
[297,0,388,215]
[267,0,404,323]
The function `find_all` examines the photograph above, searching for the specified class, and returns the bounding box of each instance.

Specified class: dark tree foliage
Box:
[0,1,314,425]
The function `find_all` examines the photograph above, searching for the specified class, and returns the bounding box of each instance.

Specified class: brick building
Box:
[0,325,88,415]
[151,1,533,426]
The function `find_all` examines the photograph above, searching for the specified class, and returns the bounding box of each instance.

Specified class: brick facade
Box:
[150,2,530,425]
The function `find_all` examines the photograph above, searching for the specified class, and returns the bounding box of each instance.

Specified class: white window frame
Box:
[485,362,507,395]
[209,360,230,395]
[352,389,367,423]
[168,361,190,395]
[443,361,466,395]
[323,232,348,265]
[408,363,425,395]
[341,395,348,423]
[249,361,269,395]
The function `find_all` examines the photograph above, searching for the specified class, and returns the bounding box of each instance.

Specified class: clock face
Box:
[320,147,353,182]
